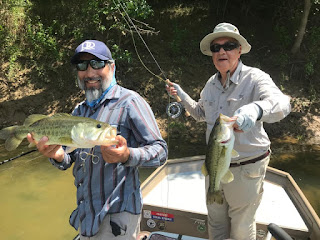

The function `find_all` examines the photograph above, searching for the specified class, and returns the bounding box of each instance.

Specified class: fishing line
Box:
[113,0,168,81]
[114,0,187,118]
[114,0,172,231]
[114,1,162,81]
[113,0,173,144]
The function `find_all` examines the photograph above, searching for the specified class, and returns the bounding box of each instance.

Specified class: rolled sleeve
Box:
[48,151,73,170]
[124,144,167,167]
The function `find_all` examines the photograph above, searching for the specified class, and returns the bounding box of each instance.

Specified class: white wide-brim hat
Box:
[200,23,251,56]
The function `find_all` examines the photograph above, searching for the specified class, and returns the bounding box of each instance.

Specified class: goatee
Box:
[77,77,109,102]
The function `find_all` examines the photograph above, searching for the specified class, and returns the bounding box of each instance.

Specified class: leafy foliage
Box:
[0,0,153,86]
[0,0,319,101]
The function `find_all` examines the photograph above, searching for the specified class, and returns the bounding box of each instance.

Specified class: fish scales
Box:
[203,114,239,205]
[208,139,226,196]
[0,113,118,151]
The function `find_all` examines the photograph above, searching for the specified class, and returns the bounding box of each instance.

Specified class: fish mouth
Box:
[104,128,117,138]
[100,128,118,143]
[220,114,234,122]
[220,139,230,144]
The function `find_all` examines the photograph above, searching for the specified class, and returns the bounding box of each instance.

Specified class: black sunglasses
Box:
[75,59,112,71]
[210,42,239,53]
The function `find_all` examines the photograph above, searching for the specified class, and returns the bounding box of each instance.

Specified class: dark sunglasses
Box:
[75,59,112,71]
[210,42,239,53]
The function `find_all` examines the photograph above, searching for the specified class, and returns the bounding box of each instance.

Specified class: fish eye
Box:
[96,124,102,128]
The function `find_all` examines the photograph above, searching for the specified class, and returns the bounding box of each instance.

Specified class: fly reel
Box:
[166,102,184,118]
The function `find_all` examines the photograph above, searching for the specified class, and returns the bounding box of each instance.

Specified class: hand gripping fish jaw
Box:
[217,114,236,144]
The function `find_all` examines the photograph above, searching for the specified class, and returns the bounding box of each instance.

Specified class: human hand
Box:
[166,80,178,97]
[233,103,262,132]
[100,135,130,164]
[27,133,65,162]
[165,79,187,101]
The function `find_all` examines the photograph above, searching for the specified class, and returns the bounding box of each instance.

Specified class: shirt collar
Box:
[85,84,120,109]
[215,60,243,86]
[229,60,243,85]
[213,61,243,90]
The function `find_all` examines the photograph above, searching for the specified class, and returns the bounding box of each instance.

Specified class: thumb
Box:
[115,135,127,148]
[235,115,244,128]
[165,79,173,87]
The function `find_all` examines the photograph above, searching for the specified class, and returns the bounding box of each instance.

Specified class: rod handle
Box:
[166,79,190,117]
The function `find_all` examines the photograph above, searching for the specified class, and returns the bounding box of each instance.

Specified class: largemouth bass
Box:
[202,113,239,205]
[0,113,118,152]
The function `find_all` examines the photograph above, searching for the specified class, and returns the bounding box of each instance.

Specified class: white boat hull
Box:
[140,156,320,240]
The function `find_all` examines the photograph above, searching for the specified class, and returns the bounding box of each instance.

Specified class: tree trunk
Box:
[291,0,312,54]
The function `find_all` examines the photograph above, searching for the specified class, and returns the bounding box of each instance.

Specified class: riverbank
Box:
[1,0,320,151]
[1,77,320,154]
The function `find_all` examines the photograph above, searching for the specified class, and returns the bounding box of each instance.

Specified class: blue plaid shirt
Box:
[49,84,168,237]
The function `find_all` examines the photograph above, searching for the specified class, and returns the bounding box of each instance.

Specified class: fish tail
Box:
[207,190,223,205]
[0,126,24,151]
[0,126,18,139]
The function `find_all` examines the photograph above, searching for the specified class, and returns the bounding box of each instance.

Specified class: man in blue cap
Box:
[28,40,168,239]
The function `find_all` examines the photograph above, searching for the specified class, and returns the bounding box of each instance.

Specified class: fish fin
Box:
[0,126,24,151]
[65,147,76,153]
[231,149,239,158]
[58,136,74,145]
[5,136,23,151]
[0,126,18,139]
[207,190,223,205]
[28,142,36,148]
[23,114,48,126]
[201,163,209,176]
[58,137,75,153]
[221,170,234,184]
[51,113,71,118]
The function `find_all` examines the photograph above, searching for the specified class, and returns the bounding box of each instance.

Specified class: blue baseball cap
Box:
[71,40,113,64]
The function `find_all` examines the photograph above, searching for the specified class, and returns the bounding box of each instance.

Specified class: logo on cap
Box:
[81,41,95,52]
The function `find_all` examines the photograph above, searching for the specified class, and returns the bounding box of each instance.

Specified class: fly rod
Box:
[113,0,189,118]
[0,149,36,165]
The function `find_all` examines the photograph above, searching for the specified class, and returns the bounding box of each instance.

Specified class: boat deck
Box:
[140,156,319,239]
[143,170,307,230]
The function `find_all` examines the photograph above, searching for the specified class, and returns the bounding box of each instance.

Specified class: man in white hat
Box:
[167,23,291,240]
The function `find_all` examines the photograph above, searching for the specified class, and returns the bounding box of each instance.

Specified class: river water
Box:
[0,140,319,240]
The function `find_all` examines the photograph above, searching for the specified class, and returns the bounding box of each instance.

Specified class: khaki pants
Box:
[80,212,141,240]
[206,156,270,240]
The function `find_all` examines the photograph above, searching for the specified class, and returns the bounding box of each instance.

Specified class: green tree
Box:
[0,0,155,86]
[291,0,312,54]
